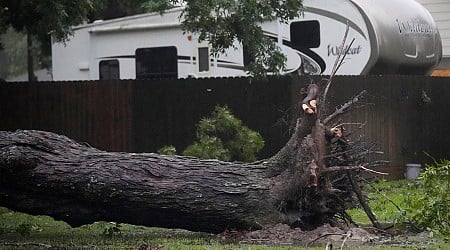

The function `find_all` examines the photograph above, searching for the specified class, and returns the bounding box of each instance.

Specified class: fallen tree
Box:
[0,81,383,233]
[0,27,386,233]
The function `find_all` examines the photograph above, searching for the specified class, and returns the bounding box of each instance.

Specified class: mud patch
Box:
[220,223,378,247]
[219,223,439,248]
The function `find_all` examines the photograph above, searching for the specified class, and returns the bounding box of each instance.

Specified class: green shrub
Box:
[407,159,450,236]
[183,136,230,161]
[182,105,264,162]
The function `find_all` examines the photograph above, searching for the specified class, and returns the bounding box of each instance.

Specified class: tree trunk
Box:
[0,130,303,233]
[0,85,369,233]
[26,31,36,83]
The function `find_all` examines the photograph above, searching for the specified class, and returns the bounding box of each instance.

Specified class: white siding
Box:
[416,0,450,57]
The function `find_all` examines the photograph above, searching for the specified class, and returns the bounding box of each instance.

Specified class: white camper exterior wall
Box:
[416,0,450,58]
[302,0,371,74]
[90,26,185,79]
[52,27,91,80]
[51,0,442,80]
[52,8,248,80]
[87,9,192,80]
[51,2,374,80]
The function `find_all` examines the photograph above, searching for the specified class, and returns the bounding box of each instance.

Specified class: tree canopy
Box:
[0,0,92,45]
[0,0,93,81]
[0,0,304,77]
[89,0,154,21]
[177,0,304,75]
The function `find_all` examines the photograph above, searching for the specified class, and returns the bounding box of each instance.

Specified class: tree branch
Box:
[347,173,383,230]
[322,22,354,107]
[320,165,388,176]
[323,90,367,125]
[301,84,319,115]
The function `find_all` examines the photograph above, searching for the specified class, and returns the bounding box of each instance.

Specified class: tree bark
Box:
[0,130,286,233]
[0,85,366,233]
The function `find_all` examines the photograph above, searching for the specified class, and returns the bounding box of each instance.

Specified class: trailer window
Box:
[290,21,320,48]
[135,46,178,79]
[198,47,209,72]
[99,60,120,80]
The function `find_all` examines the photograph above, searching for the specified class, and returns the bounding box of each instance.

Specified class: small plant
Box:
[0,223,7,235]
[102,222,122,237]
[157,145,177,155]
[182,105,264,162]
[16,223,33,236]
[407,159,450,236]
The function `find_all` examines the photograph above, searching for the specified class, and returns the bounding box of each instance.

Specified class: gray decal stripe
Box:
[179,61,244,71]
[100,55,199,61]
[306,7,367,40]
[99,55,135,59]
[217,63,244,71]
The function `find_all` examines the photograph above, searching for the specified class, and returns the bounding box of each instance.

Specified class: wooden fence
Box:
[1,75,449,178]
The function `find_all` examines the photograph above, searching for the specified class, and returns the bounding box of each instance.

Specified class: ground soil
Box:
[219,223,436,248]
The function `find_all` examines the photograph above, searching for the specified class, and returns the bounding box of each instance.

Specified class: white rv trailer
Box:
[52,0,442,80]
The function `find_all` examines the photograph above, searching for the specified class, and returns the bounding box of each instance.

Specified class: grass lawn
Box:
[346,179,423,225]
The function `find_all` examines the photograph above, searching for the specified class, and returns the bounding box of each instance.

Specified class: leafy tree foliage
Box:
[177,0,304,76]
[142,0,176,14]
[0,0,93,80]
[183,105,265,162]
[407,159,450,236]
[1,1,92,45]
[89,0,152,21]
[0,28,28,79]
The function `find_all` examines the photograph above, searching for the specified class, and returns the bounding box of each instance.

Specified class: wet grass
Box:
[346,179,422,225]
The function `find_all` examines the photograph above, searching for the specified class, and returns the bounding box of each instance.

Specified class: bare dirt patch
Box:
[220,223,436,248]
